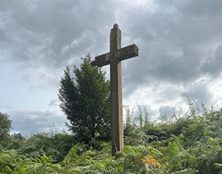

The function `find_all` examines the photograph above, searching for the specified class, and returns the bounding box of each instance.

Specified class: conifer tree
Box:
[58,55,111,145]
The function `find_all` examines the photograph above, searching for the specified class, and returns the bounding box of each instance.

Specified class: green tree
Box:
[58,55,111,145]
[0,112,11,146]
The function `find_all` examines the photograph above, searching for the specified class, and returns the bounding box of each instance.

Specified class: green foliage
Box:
[0,112,11,146]
[58,55,111,146]
[123,107,222,173]
[19,132,75,162]
[1,105,222,173]
[6,133,25,150]
[125,126,148,146]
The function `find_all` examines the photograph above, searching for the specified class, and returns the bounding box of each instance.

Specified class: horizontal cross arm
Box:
[116,44,139,61]
[91,53,111,67]
[91,44,139,67]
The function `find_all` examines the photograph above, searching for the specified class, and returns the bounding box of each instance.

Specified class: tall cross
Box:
[92,24,139,155]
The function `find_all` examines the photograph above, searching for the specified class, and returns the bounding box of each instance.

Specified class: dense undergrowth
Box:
[1,108,222,173]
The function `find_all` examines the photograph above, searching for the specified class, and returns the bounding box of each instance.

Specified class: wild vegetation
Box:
[1,105,222,174]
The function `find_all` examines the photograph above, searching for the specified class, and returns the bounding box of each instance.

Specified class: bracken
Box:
[143,156,161,168]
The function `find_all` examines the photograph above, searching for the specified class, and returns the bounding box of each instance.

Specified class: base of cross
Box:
[92,24,139,155]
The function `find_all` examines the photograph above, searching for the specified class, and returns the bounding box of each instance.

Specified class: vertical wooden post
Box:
[110,24,124,155]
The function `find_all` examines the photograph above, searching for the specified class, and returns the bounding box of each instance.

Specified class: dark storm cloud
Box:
[10,110,66,136]
[0,0,123,89]
[2,0,221,88]
[123,0,222,92]
[0,0,117,70]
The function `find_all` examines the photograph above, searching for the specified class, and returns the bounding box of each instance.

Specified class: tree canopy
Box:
[58,55,111,145]
[0,112,11,145]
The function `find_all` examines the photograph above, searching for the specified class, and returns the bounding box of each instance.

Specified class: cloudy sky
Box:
[1,0,222,136]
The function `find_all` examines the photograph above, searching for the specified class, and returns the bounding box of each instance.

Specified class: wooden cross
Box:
[92,24,139,155]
